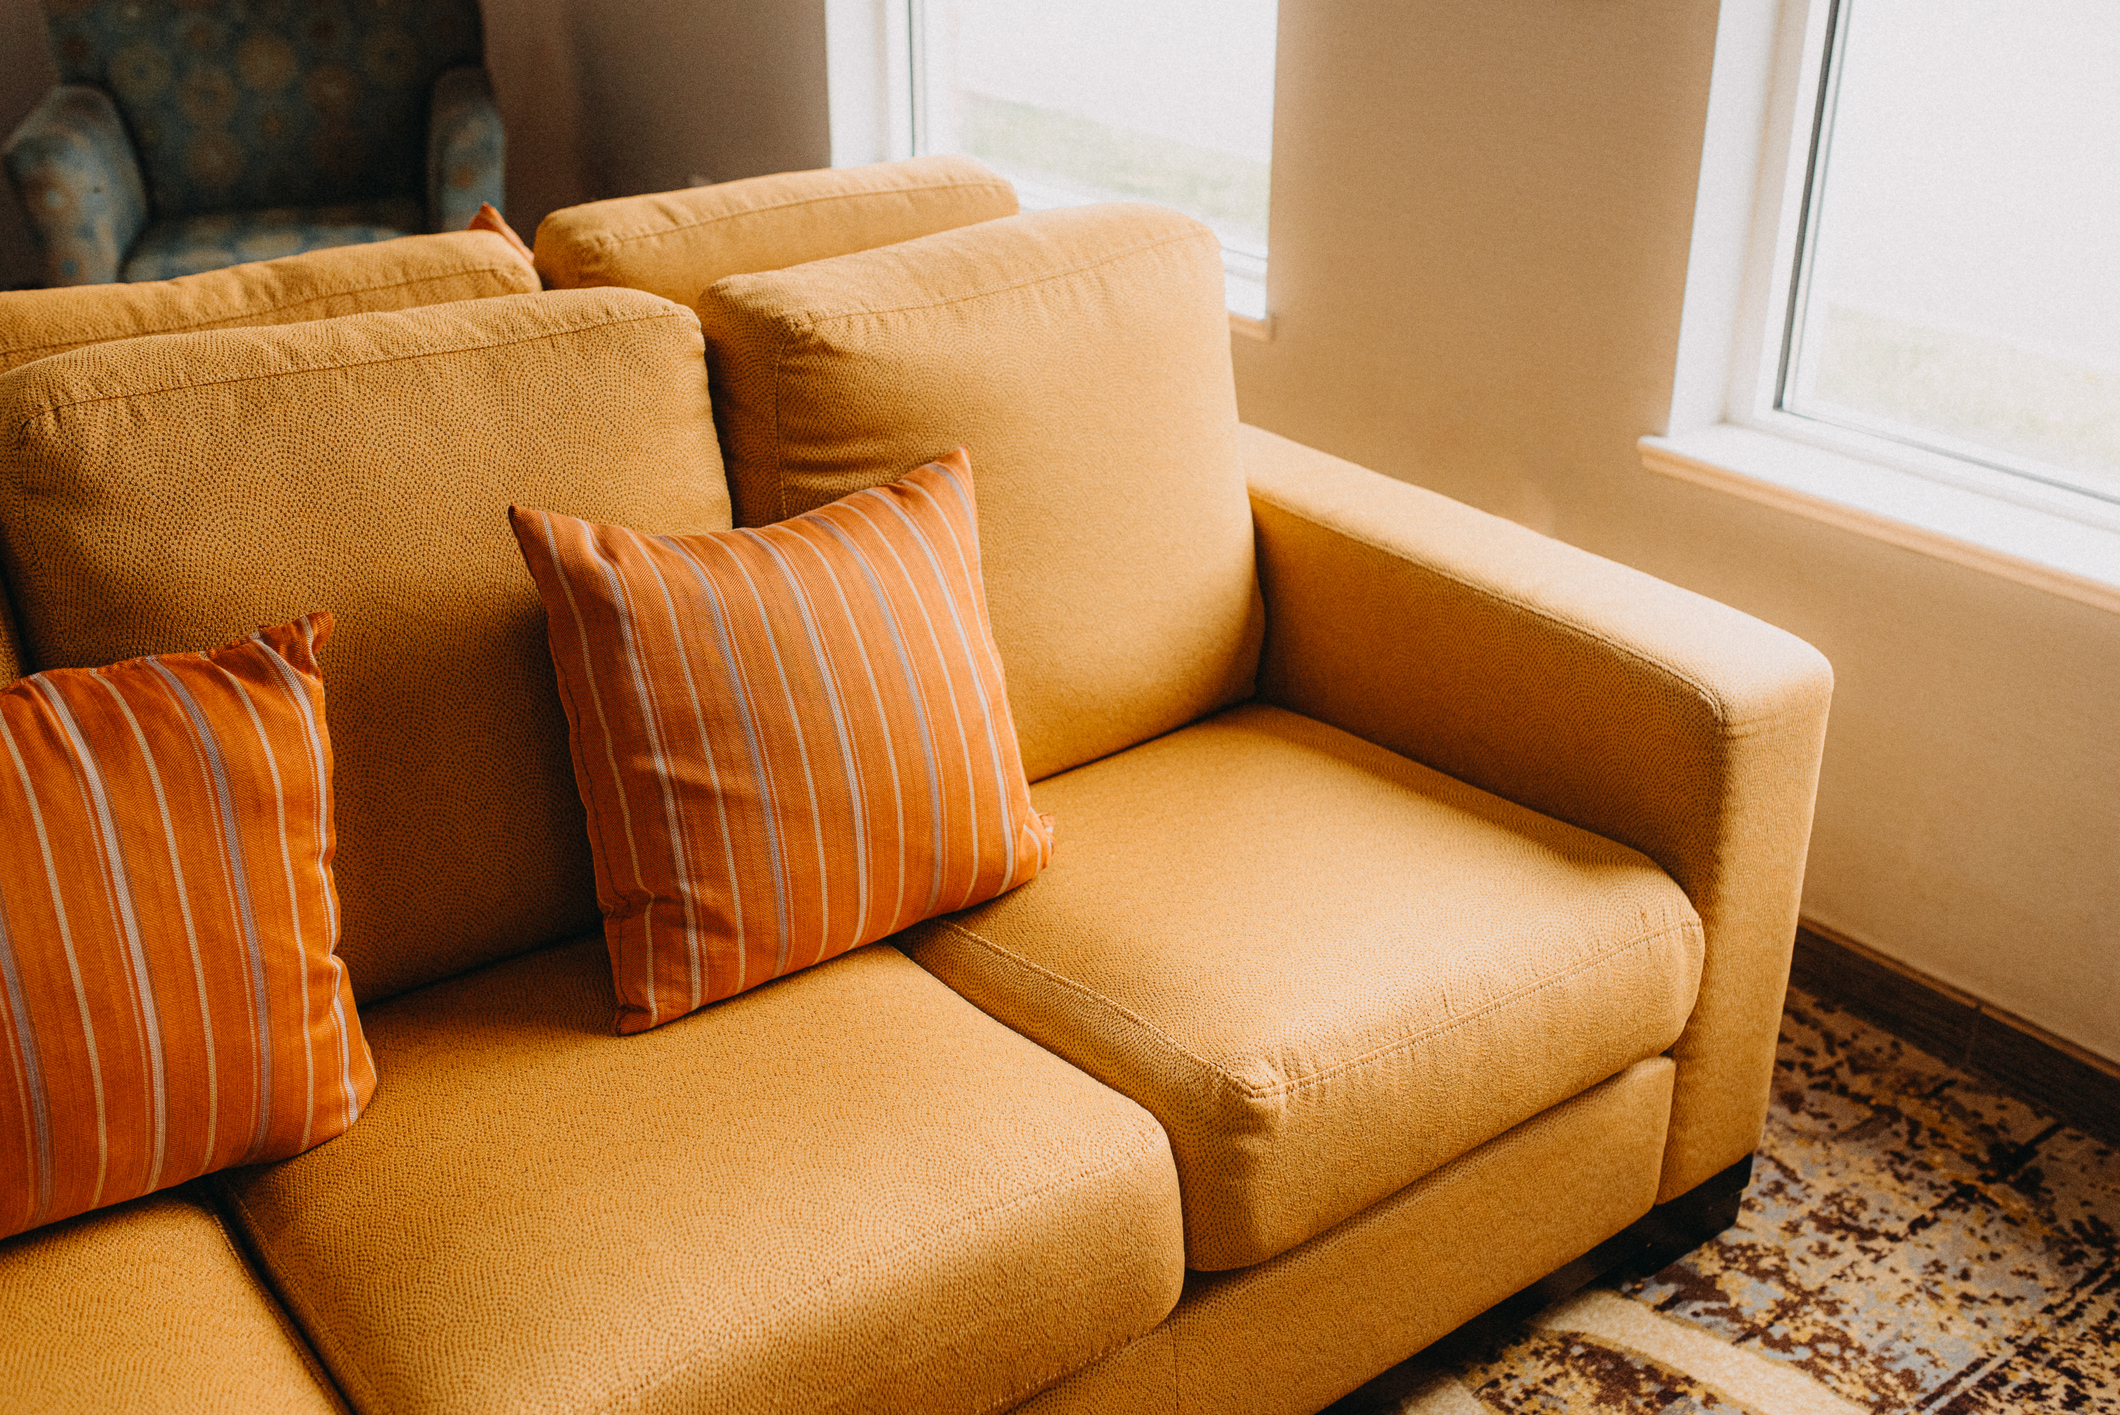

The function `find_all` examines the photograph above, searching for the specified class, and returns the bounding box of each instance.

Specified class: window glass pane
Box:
[913,0,1277,319]
[1785,0,2120,500]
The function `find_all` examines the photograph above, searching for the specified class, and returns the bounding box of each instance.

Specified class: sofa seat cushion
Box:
[0,1186,343,1414]
[904,703,1705,1272]
[221,937,1183,1415]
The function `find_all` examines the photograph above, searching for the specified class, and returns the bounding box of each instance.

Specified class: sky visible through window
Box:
[1786,0,2120,501]
[914,0,1277,319]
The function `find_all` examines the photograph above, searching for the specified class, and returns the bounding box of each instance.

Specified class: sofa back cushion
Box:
[0,289,731,1003]
[0,231,539,377]
[696,203,1262,782]
[532,157,1017,312]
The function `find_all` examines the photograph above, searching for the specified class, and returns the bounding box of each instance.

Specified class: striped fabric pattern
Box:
[0,614,373,1240]
[512,448,1055,1034]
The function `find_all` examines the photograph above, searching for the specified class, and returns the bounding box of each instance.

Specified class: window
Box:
[903,0,1278,322]
[1778,0,2120,506]
[1646,0,2120,609]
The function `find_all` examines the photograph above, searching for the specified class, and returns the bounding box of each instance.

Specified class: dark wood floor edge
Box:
[1790,921,2120,1150]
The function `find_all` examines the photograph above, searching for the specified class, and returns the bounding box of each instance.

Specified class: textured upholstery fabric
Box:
[0,614,372,1239]
[1239,424,1833,1203]
[698,203,1263,781]
[0,1185,344,1414]
[1,85,148,285]
[37,0,483,220]
[0,289,732,1003]
[0,597,20,687]
[534,155,1017,307]
[514,450,1053,1033]
[0,229,539,375]
[224,937,1185,1415]
[426,66,505,234]
[1017,1059,1675,1415]
[119,197,420,282]
[908,702,1702,1271]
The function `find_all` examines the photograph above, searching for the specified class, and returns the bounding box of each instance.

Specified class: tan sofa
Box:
[0,158,1832,1415]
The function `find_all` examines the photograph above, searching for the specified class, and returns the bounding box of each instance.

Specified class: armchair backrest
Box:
[38,0,482,219]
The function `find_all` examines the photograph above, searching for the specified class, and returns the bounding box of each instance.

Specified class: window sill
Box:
[1640,424,2120,616]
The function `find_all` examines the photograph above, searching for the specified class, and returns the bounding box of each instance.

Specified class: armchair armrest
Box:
[1242,424,1833,1202]
[427,66,506,234]
[2,87,148,286]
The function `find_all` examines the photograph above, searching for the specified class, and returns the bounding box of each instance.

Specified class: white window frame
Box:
[825,0,915,169]
[1645,0,2120,613]
[822,0,1276,338]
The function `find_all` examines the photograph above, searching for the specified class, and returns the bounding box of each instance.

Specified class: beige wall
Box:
[1237,0,2120,1063]
[567,0,829,207]
[484,0,831,235]
[484,0,594,236]
[0,0,830,282]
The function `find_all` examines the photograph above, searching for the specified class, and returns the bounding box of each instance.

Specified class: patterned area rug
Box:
[1378,985,2119,1414]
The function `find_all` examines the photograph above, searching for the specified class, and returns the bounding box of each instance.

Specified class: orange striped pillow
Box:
[512,448,1055,1033]
[0,614,373,1240]
[468,202,537,268]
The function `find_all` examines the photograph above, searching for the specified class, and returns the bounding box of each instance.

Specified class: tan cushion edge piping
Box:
[204,1191,350,1413]
[572,178,1019,254]
[1,263,536,359]
[219,1185,387,1415]
[12,305,695,422]
[930,916,1699,1100]
[591,1124,1172,1414]
[928,918,1239,1094]
[1249,485,1745,731]
[765,226,1218,331]
[5,261,534,356]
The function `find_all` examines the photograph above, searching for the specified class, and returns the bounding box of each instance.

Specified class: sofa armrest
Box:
[1242,424,1832,1202]
[2,87,148,286]
[426,66,506,233]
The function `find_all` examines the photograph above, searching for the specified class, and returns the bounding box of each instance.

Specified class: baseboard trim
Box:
[1790,922,2120,1149]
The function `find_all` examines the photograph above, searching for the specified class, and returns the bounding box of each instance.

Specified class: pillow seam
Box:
[767,226,1217,330]
[520,528,630,1017]
[0,263,534,360]
[575,177,1017,256]
[11,306,694,422]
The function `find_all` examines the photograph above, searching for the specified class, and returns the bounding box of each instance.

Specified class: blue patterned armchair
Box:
[3,0,504,285]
